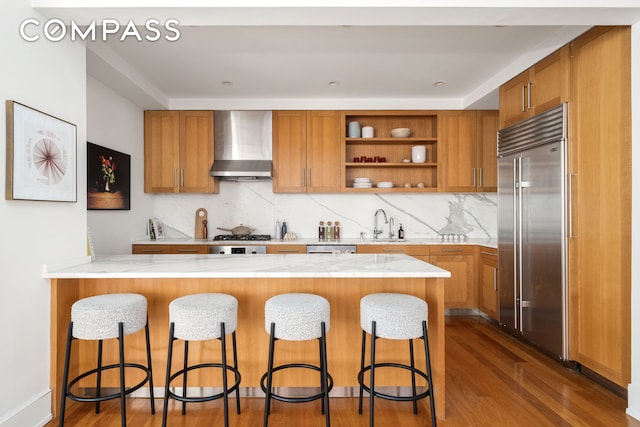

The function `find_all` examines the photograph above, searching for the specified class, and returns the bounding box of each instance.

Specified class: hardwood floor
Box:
[47,316,640,426]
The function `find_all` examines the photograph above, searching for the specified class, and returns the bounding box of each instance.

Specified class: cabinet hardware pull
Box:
[493,268,497,291]
[177,249,199,253]
[521,85,526,112]
[473,167,477,187]
[441,248,463,253]
[568,173,575,238]
[382,249,404,253]
[174,168,178,188]
[527,82,532,110]
[481,251,497,256]
[180,169,185,187]
[142,249,162,253]
[301,168,305,187]
[279,250,300,253]
[479,167,483,188]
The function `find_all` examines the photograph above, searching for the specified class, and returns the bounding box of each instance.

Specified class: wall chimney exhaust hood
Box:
[209,110,272,180]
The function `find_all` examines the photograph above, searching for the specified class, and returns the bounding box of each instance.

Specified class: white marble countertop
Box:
[43,253,452,279]
[133,237,497,249]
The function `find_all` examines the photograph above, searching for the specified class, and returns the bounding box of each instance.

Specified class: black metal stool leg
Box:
[220,322,229,427]
[409,338,418,415]
[182,340,189,415]
[318,336,325,415]
[58,321,74,427]
[162,322,175,427]
[144,317,155,414]
[118,322,127,427]
[320,321,331,427]
[96,339,103,414]
[232,331,241,415]
[423,320,437,427]
[369,321,376,427]
[263,322,276,427]
[358,329,366,415]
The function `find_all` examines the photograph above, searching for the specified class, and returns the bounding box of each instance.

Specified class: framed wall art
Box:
[87,142,131,210]
[5,100,77,202]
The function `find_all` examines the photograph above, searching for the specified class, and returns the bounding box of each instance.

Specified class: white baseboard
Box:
[0,390,52,427]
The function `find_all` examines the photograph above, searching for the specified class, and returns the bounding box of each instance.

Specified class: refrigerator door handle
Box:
[512,157,519,329]
[517,156,524,333]
[568,173,575,238]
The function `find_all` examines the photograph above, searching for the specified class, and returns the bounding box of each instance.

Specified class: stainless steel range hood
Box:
[210,110,272,180]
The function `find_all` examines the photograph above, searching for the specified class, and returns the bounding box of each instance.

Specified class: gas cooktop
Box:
[212,234,271,241]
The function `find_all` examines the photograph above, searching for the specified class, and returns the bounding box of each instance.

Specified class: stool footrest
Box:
[357,362,431,402]
[66,363,152,403]
[167,362,241,403]
[260,363,334,404]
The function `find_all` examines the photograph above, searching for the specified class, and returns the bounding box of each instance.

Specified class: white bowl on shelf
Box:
[376,181,394,188]
[353,177,371,183]
[390,128,411,138]
[353,183,373,188]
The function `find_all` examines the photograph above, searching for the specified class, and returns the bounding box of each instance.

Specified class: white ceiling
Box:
[33,2,640,110]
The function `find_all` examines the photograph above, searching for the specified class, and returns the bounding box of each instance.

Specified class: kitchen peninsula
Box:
[45,253,450,419]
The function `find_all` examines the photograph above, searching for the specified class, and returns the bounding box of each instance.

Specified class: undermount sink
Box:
[362,238,405,243]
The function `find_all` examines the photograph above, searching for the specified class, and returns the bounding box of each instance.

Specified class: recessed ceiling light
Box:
[433,81,446,86]
[222,81,232,86]
[328,81,339,86]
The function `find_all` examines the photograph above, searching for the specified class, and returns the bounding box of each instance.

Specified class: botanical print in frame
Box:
[5,100,77,202]
[87,142,131,210]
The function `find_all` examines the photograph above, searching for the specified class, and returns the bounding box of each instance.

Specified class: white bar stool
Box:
[261,293,332,427]
[162,293,241,427]
[58,293,155,427]
[358,293,436,427]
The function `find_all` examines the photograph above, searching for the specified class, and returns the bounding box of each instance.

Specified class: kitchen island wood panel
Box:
[47,254,448,419]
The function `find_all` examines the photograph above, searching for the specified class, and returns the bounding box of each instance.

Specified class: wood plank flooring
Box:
[47,316,640,426]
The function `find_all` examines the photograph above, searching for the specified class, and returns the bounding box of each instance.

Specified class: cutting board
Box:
[194,208,208,239]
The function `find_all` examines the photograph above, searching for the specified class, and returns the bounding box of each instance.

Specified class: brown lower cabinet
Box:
[429,245,476,309]
[478,247,498,320]
[132,244,209,254]
[266,244,307,254]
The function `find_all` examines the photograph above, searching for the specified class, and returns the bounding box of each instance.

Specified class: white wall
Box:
[0,1,87,426]
[86,76,154,255]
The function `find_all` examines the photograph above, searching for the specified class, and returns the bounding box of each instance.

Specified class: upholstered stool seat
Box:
[261,293,332,427]
[162,293,241,427]
[59,293,155,427]
[358,293,436,427]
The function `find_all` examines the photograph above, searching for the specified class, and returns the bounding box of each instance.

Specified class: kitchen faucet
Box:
[388,217,395,240]
[373,209,388,240]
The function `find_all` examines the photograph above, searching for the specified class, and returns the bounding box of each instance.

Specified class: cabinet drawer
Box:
[171,245,208,254]
[267,244,307,254]
[356,245,429,256]
[429,245,474,256]
[132,244,171,254]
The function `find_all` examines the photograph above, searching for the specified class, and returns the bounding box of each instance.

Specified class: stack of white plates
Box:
[353,177,372,188]
[376,181,394,188]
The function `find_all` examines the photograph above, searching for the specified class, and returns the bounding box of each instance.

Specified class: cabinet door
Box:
[442,111,477,192]
[179,111,216,193]
[273,111,307,192]
[476,111,499,192]
[430,246,476,309]
[306,111,342,192]
[144,111,180,193]
[478,248,498,320]
[568,27,631,387]
[499,70,530,128]
[529,46,569,116]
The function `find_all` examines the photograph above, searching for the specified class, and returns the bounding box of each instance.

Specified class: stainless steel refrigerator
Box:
[497,103,568,361]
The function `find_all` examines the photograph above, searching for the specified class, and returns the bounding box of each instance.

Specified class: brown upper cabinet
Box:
[441,110,498,192]
[272,110,342,193]
[499,46,570,129]
[144,110,218,193]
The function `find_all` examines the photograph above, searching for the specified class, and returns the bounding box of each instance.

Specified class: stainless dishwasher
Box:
[306,245,357,254]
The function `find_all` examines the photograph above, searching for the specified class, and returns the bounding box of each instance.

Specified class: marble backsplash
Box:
[151,181,497,241]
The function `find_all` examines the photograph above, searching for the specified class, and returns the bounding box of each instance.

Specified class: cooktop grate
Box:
[212,234,271,241]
